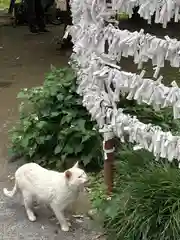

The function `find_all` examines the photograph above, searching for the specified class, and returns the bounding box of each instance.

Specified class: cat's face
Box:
[65,162,88,188]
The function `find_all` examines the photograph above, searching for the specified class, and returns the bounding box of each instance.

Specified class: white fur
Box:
[3,162,88,231]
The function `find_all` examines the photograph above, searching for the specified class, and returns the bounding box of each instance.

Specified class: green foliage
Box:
[9,67,102,169]
[95,145,180,240]
[118,98,180,133]
[90,100,180,240]
[89,172,107,209]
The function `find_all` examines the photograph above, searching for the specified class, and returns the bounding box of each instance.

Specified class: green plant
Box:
[88,97,180,239]
[9,67,103,169]
[86,95,180,240]
[89,172,107,209]
[118,98,180,133]
[96,145,180,240]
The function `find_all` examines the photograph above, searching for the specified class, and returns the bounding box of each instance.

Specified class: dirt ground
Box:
[0,24,102,240]
[0,24,70,167]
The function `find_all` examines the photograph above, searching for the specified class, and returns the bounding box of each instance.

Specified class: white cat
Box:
[3,161,88,232]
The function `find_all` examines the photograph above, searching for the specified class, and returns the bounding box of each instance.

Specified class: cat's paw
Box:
[27,213,36,222]
[61,225,69,232]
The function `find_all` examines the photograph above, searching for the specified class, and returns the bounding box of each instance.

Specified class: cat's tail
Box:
[3,181,18,198]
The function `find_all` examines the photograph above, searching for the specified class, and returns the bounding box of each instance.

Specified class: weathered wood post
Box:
[103,127,115,195]
[103,0,115,196]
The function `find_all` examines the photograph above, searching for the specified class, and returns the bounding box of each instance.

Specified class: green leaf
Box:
[21,137,30,148]
[65,95,73,101]
[81,154,92,166]
[61,114,73,124]
[57,93,64,101]
[81,134,91,143]
[75,119,86,131]
[36,121,46,129]
[105,200,119,219]
[45,135,52,140]
[17,90,28,99]
[29,144,37,157]
[63,144,74,154]
[74,144,83,154]
[54,145,62,155]
[51,111,60,117]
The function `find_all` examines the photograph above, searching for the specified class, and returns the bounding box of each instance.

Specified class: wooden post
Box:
[103,130,115,195]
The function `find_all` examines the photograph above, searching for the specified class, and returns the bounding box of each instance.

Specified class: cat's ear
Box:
[73,161,79,168]
[65,170,72,180]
